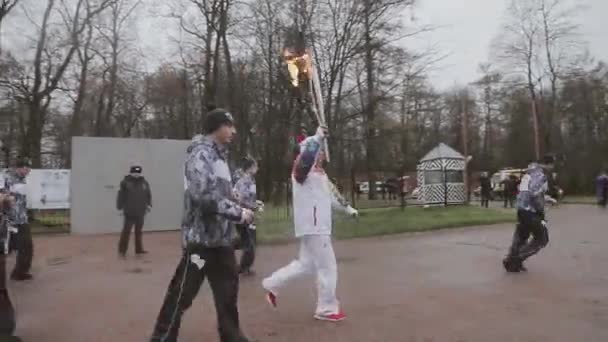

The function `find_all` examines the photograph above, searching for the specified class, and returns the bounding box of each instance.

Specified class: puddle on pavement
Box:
[46,257,71,266]
[337,256,357,263]
[126,267,150,274]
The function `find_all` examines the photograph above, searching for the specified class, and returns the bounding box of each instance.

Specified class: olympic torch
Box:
[282,47,330,161]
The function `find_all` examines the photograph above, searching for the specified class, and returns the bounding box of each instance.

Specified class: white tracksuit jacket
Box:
[293,170,352,237]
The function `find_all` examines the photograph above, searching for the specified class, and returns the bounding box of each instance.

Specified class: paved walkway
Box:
[8,205,608,341]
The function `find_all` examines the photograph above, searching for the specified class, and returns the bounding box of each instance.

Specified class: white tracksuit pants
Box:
[262,234,339,315]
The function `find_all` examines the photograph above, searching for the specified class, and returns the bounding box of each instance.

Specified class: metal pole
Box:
[444,163,448,207]
[461,90,470,204]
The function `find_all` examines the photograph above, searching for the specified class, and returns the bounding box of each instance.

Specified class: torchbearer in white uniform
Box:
[262,126,358,322]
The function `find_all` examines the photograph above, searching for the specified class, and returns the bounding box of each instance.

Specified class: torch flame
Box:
[283,48,313,88]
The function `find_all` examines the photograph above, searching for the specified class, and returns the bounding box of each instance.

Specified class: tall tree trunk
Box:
[94,86,107,136]
[363,0,377,200]
[220,0,234,106]
[180,69,190,139]
[203,22,214,108]
[25,100,43,167]
[461,91,470,203]
[526,36,541,160]
[261,7,274,201]
[334,68,347,176]
[103,18,120,137]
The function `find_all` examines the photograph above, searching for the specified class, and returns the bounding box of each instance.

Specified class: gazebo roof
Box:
[420,143,464,162]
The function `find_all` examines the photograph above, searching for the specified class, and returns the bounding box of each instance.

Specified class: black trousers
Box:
[118,215,144,254]
[150,245,249,342]
[481,194,491,208]
[507,210,549,263]
[504,195,515,208]
[0,254,16,336]
[235,225,256,272]
[11,224,32,276]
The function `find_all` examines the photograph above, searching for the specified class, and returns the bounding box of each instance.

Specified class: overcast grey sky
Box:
[408,0,607,89]
[133,0,608,90]
[3,0,607,91]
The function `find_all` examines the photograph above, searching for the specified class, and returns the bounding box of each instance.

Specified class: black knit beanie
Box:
[203,108,234,134]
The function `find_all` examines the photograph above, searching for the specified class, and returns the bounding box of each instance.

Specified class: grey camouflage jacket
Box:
[182,135,243,248]
[4,170,28,225]
[234,172,257,210]
[517,164,547,214]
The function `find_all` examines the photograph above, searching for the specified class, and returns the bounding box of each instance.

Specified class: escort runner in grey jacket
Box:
[152,108,252,342]
[182,134,244,248]
[516,163,548,215]
[504,162,552,272]
[234,173,257,211]
[3,170,28,225]
[3,159,34,281]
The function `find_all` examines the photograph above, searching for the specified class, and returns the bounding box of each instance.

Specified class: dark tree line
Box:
[0,0,606,200]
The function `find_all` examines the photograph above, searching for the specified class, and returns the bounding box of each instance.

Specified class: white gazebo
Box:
[416,143,466,205]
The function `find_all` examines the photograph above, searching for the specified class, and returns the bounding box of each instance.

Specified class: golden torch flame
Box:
[283,47,313,88]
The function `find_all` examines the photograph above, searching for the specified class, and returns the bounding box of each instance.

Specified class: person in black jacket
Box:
[502,175,518,208]
[116,164,152,257]
[479,172,492,208]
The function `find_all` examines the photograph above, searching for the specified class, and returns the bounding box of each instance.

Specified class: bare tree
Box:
[94,0,141,136]
[69,5,97,139]
[7,0,113,166]
[0,0,19,53]
[312,0,365,174]
[361,0,416,199]
[473,63,503,169]
[539,0,584,152]
[495,0,544,160]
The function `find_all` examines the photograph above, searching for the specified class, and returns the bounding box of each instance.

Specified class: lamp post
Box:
[465,155,473,204]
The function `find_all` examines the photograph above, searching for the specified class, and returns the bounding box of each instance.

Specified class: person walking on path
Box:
[150,108,254,342]
[596,169,608,208]
[116,164,152,257]
[233,157,264,276]
[503,156,557,273]
[3,158,33,281]
[262,126,359,323]
[479,172,492,208]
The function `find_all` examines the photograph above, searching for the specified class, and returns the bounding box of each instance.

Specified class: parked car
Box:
[490,168,526,200]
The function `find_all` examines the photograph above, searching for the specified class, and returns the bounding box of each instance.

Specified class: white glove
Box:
[545,196,557,204]
[346,206,358,218]
[241,208,254,224]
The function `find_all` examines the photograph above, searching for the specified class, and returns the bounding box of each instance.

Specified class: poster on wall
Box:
[26,169,71,209]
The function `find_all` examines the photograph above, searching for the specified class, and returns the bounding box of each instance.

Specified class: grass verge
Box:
[28,205,516,240]
[256,205,515,244]
[561,196,597,205]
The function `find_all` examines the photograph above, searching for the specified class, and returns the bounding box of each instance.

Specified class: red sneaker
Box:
[265,291,277,309]
[314,311,346,322]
